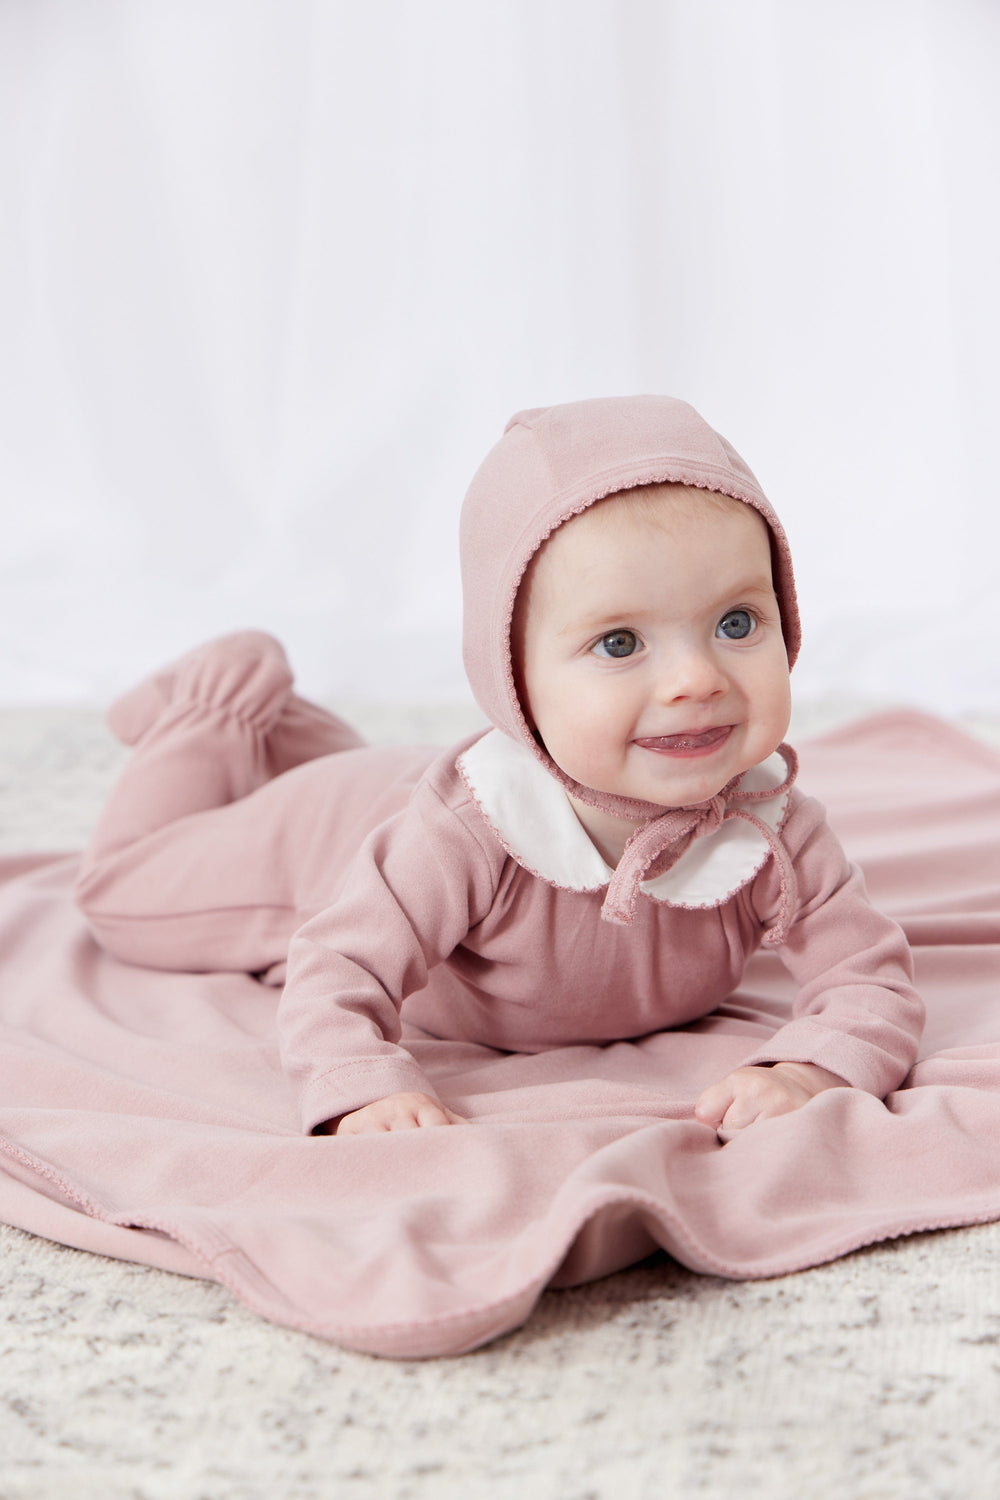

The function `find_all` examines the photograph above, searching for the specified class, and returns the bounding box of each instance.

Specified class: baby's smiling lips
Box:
[633,725,733,757]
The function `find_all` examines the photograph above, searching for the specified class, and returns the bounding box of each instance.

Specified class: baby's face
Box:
[516,486,792,812]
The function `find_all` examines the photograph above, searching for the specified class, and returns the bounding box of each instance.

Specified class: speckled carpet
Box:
[1,702,999,1500]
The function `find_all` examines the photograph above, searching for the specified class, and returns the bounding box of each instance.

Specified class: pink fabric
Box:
[275,752,922,1131]
[598,744,800,931]
[71,632,922,1131]
[1,710,998,1358]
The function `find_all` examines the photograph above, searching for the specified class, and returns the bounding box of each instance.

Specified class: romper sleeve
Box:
[277,776,503,1133]
[736,792,925,1097]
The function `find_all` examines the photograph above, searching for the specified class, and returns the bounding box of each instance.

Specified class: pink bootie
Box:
[83,633,365,857]
[107,631,365,775]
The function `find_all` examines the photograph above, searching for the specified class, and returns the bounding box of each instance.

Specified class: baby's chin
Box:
[628,741,786,808]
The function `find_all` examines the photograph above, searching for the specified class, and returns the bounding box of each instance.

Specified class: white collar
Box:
[457,730,792,909]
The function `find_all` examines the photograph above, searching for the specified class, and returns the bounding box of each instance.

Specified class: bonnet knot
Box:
[598,744,799,935]
[696,794,727,837]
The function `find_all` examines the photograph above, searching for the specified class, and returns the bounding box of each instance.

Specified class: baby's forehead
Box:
[515,483,770,621]
[540,482,764,557]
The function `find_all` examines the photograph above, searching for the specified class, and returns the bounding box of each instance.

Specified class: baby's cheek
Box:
[549,714,611,781]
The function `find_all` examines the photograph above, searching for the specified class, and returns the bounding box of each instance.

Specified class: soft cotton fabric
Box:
[274,732,921,1130]
[0,711,998,1357]
[74,674,921,1134]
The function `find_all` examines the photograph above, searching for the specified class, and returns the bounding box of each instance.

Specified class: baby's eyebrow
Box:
[717,577,779,603]
[555,609,648,637]
[557,576,777,634]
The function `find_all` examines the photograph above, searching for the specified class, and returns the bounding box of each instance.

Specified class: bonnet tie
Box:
[600,744,799,947]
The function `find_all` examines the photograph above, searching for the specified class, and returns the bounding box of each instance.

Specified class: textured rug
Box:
[1,702,999,1500]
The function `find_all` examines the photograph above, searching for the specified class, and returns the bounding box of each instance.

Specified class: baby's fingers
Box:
[695,1067,785,1140]
[693,1077,738,1131]
[335,1091,466,1135]
[413,1099,467,1128]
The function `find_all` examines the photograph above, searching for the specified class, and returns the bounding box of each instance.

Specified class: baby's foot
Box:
[107,631,295,746]
[108,631,366,773]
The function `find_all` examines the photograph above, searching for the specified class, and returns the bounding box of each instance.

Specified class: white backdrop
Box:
[2,0,998,714]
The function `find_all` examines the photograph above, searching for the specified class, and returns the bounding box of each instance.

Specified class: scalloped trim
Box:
[457,731,791,909]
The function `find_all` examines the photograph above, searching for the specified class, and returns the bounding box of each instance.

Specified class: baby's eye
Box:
[716,609,756,641]
[592,629,640,659]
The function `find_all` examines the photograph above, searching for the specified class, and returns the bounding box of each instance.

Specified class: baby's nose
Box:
[657,645,728,701]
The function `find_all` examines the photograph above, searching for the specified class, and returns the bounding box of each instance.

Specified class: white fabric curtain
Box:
[2,0,998,712]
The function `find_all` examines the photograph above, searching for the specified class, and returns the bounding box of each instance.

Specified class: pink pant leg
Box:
[74,634,422,976]
[77,749,426,975]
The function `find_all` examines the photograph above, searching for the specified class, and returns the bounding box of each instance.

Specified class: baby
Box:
[77,396,925,1143]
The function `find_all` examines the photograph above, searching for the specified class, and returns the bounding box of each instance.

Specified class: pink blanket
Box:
[1,710,998,1358]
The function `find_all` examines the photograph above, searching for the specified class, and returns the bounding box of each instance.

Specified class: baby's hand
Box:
[334,1090,466,1136]
[694,1062,848,1142]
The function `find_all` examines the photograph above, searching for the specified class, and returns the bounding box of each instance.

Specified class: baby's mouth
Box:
[633,725,733,755]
